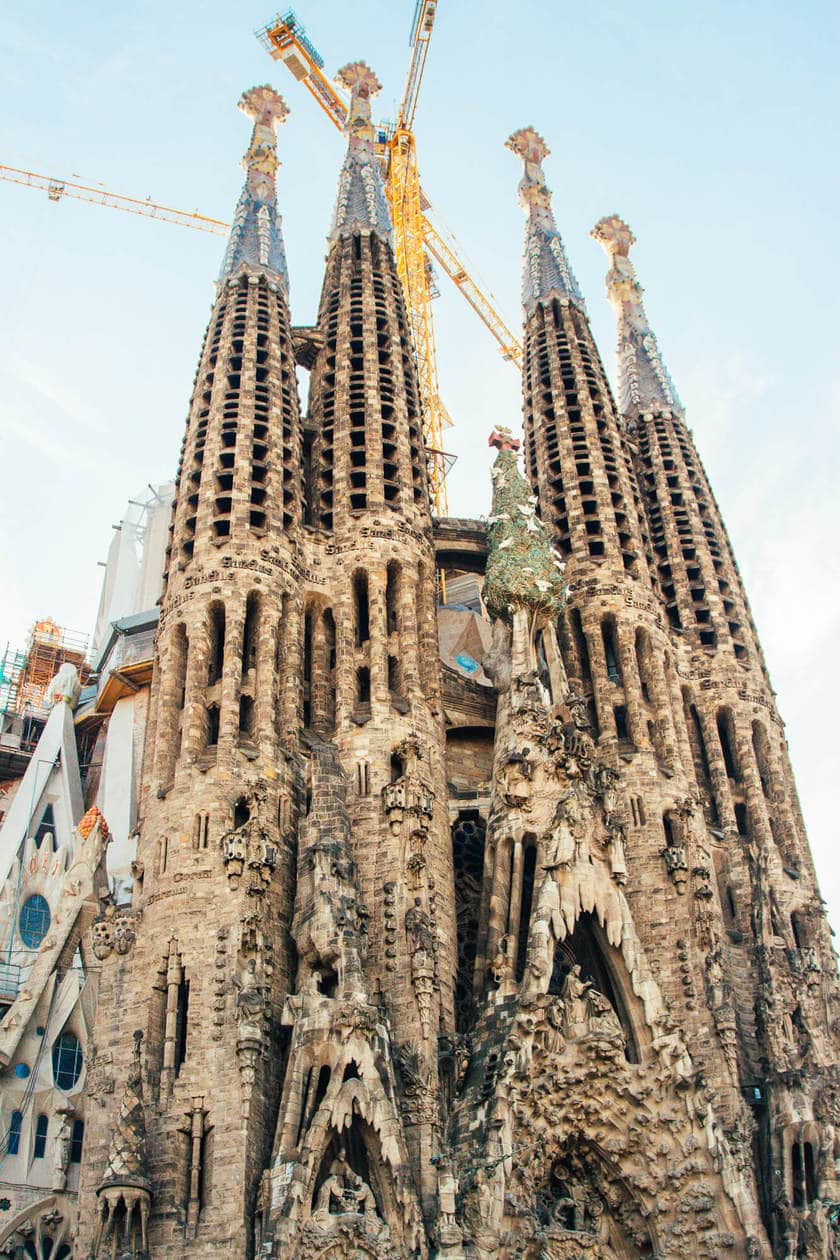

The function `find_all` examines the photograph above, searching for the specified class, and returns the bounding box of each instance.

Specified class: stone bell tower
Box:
[70,65,840,1260]
[593,212,840,1257]
[257,61,455,1258]
[78,85,306,1256]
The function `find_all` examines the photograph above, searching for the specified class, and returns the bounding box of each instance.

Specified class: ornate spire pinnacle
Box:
[592,214,682,419]
[330,61,393,244]
[98,1029,151,1192]
[218,85,290,289]
[506,127,585,316]
[483,426,566,622]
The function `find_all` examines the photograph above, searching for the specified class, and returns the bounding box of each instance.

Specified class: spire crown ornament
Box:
[330,61,392,243]
[592,213,682,418]
[506,126,584,314]
[218,85,290,289]
[335,61,382,142]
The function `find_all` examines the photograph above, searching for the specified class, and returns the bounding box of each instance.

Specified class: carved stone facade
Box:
[2,74,836,1260]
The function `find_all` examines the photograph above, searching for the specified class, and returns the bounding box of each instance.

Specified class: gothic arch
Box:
[0,1195,73,1256]
[549,911,642,1062]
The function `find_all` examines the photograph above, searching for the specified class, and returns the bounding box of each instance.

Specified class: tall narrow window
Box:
[7,1110,22,1156]
[569,608,592,689]
[385,562,400,635]
[175,976,190,1077]
[602,620,622,686]
[242,593,260,675]
[206,704,220,747]
[171,624,188,715]
[208,603,226,685]
[33,1114,48,1158]
[302,608,314,729]
[239,694,254,738]
[514,845,537,982]
[792,1140,818,1207]
[684,694,712,791]
[354,572,370,646]
[717,709,740,781]
[751,721,773,798]
[356,667,370,706]
[635,628,651,701]
[535,630,552,701]
[452,811,486,1030]
[70,1118,85,1163]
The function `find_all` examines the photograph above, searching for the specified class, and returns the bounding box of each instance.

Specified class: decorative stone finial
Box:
[482,428,566,622]
[592,214,682,419]
[335,61,382,140]
[506,127,584,315]
[92,1030,151,1257]
[330,61,392,243]
[239,86,289,196]
[98,1029,150,1189]
[218,85,290,289]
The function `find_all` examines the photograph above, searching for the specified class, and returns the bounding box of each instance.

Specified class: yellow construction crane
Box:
[3,8,524,516]
[257,6,523,516]
[0,163,228,236]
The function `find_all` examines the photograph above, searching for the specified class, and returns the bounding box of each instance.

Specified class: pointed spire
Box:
[592,214,682,419]
[218,85,290,290]
[506,127,585,316]
[98,1030,151,1193]
[330,61,393,244]
[482,426,566,622]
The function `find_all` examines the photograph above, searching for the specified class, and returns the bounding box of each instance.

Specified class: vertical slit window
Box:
[175,976,189,1077]
[354,572,370,646]
[208,604,226,685]
[514,845,537,981]
[242,594,259,675]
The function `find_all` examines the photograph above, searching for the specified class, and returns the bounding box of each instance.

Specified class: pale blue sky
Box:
[1,1,838,923]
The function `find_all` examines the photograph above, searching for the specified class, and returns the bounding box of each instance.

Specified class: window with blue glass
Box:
[33,1114,48,1158]
[70,1119,84,1163]
[33,804,56,850]
[52,1032,83,1091]
[7,1111,22,1156]
[18,895,51,949]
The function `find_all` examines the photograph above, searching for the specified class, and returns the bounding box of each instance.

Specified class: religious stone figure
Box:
[52,1111,73,1191]
[313,1149,381,1233]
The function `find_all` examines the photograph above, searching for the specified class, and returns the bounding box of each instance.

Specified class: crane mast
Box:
[388,0,448,512]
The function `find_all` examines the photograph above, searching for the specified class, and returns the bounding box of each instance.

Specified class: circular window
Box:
[13,1063,30,1079]
[18,894,51,949]
[52,1032,83,1091]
